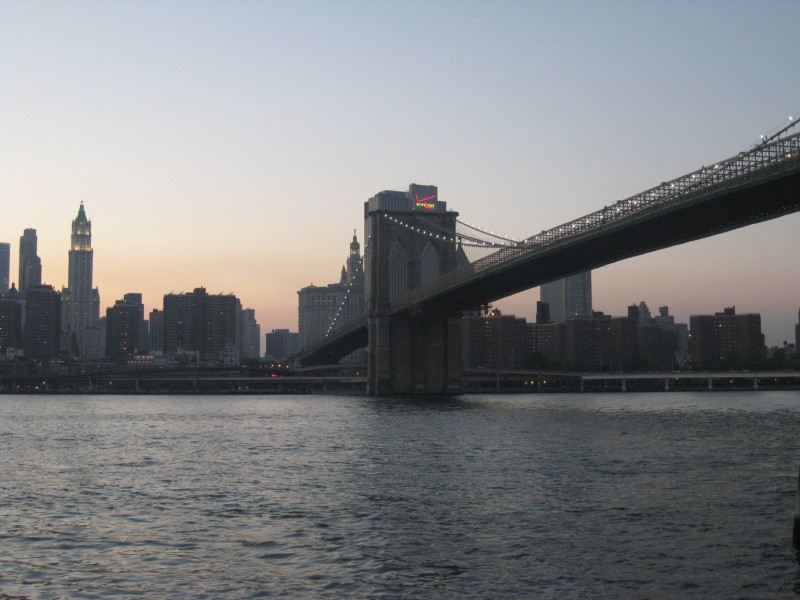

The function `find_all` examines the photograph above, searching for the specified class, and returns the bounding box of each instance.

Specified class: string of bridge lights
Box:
[324,236,371,337]
[324,120,800,339]
[455,219,520,244]
[323,213,525,338]
[380,213,520,248]
[758,113,798,147]
[378,119,800,260]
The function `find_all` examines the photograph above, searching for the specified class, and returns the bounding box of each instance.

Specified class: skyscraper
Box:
[61,202,101,358]
[238,307,261,360]
[18,229,42,294]
[265,329,299,362]
[149,308,164,353]
[539,271,592,323]
[23,284,61,361]
[106,295,144,361]
[0,242,9,295]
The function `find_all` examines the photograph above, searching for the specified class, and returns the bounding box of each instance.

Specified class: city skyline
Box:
[2,2,799,345]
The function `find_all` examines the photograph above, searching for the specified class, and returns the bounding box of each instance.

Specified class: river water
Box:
[1,391,799,598]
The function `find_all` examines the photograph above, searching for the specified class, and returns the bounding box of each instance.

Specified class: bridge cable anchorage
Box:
[324,236,370,337]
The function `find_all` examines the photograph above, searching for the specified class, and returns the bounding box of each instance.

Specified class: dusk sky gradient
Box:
[2,1,799,346]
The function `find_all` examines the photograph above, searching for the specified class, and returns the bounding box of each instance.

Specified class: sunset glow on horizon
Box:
[2,1,799,346]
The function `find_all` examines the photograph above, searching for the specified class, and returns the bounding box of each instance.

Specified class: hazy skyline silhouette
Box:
[2,2,799,345]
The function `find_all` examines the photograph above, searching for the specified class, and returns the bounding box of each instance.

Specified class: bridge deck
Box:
[299,130,800,366]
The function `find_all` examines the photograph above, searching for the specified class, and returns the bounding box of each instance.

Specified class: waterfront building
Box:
[298,284,345,349]
[23,284,61,361]
[608,316,640,371]
[637,325,677,371]
[0,242,9,295]
[796,308,799,353]
[527,322,564,368]
[122,293,151,353]
[163,287,239,362]
[18,229,42,294]
[239,307,261,360]
[265,329,299,362]
[689,306,764,370]
[652,305,689,367]
[539,271,592,323]
[298,231,365,358]
[61,203,101,359]
[0,295,22,354]
[462,309,529,370]
[149,308,164,353]
[564,317,595,370]
[106,295,144,361]
[220,343,239,366]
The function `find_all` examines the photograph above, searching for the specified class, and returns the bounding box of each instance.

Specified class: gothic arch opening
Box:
[388,240,409,302]
[420,241,440,286]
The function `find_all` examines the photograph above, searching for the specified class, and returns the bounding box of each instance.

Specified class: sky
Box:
[2,0,799,347]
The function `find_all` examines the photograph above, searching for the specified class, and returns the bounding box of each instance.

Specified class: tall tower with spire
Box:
[62,202,101,358]
[341,229,362,285]
[298,230,365,354]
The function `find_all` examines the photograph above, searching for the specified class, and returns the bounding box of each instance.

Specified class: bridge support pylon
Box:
[367,312,462,395]
[364,184,463,395]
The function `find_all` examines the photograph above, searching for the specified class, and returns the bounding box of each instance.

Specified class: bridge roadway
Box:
[8,367,796,395]
[1,373,367,394]
[463,369,800,392]
[300,130,800,366]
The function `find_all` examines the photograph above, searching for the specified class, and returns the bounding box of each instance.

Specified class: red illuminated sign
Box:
[414,191,437,210]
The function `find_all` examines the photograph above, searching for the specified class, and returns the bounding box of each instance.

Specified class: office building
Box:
[23,284,61,361]
[539,271,592,323]
[298,231,365,349]
[149,308,164,353]
[535,300,550,325]
[239,307,261,360]
[0,296,22,353]
[265,329,299,362]
[61,203,101,358]
[106,295,144,361]
[0,242,9,295]
[653,305,689,367]
[18,229,42,294]
[163,287,239,362]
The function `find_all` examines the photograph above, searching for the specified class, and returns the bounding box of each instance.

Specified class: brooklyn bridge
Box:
[299,121,800,395]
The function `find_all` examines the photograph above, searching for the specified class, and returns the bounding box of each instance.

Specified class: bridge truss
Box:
[307,120,800,363]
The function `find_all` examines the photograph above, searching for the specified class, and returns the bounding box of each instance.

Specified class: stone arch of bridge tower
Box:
[420,240,440,286]
[388,239,409,302]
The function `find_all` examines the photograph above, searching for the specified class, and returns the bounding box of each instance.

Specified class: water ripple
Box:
[0,392,799,597]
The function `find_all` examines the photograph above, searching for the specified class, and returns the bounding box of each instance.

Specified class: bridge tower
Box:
[364,184,463,395]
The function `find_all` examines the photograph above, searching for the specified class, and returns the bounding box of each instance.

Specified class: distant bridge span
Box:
[299,129,800,383]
